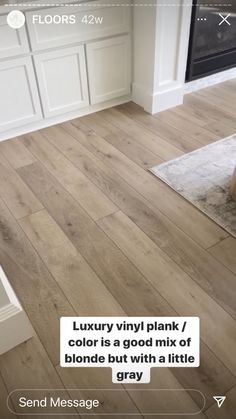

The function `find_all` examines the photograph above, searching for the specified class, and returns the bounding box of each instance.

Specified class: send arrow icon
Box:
[213,396,226,408]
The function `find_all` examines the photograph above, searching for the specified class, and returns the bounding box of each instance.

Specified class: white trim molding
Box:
[0,266,33,355]
[132,0,192,114]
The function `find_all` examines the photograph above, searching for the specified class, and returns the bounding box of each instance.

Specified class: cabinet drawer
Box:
[34,46,89,118]
[0,57,42,132]
[0,14,29,59]
[87,35,131,105]
[26,0,131,51]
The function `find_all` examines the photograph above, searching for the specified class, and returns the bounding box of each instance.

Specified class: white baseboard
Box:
[0,95,131,142]
[0,266,33,355]
[132,82,184,114]
[151,84,184,114]
[185,68,236,94]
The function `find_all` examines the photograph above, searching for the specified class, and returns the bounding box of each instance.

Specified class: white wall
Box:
[132,0,192,113]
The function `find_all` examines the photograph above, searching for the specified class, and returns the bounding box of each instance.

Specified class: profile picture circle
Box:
[7,10,25,29]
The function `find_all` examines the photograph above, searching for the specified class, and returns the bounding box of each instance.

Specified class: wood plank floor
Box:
[0,80,236,418]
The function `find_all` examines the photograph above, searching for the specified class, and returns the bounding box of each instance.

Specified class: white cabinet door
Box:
[34,46,89,118]
[0,57,42,134]
[86,35,131,105]
[0,14,29,59]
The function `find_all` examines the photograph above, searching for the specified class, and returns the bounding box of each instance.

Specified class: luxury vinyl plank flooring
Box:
[21,131,117,221]
[0,372,17,419]
[17,161,176,319]
[56,366,206,419]
[98,211,236,374]
[208,237,236,275]
[80,108,183,160]
[184,93,236,130]
[170,104,210,127]
[0,198,75,365]
[0,337,80,418]
[51,122,227,249]
[76,113,163,169]
[56,366,144,419]
[37,124,236,317]
[0,154,43,219]
[204,120,236,138]
[0,80,236,417]
[196,88,236,118]
[116,102,205,152]
[31,128,235,322]
[16,151,236,409]
[19,209,125,317]
[0,137,36,169]
[153,109,219,145]
[124,368,207,419]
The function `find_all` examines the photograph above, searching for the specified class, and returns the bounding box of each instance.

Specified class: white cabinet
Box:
[0,2,132,140]
[0,14,29,59]
[33,45,89,118]
[0,57,42,133]
[86,35,131,105]
[26,0,131,51]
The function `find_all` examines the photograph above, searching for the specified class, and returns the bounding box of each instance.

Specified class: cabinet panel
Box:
[34,46,89,118]
[0,14,29,59]
[26,0,131,51]
[86,35,131,105]
[0,57,42,133]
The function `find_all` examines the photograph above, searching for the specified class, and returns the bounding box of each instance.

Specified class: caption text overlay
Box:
[60,317,200,383]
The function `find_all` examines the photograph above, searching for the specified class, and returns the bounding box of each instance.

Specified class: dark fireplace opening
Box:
[186,0,236,81]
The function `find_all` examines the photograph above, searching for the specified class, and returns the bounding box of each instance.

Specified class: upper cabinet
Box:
[87,35,131,105]
[33,45,89,118]
[26,0,131,51]
[0,57,42,131]
[0,14,29,59]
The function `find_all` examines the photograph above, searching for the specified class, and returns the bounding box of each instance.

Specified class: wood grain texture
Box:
[0,154,43,219]
[40,124,236,318]
[209,237,236,274]
[57,365,206,419]
[116,102,204,152]
[17,161,174,318]
[98,211,236,374]
[0,81,235,418]
[154,109,219,145]
[205,120,236,138]
[0,373,17,419]
[0,337,79,418]
[17,162,235,410]
[20,130,118,221]
[97,107,184,160]
[170,104,210,127]
[56,366,143,419]
[0,137,36,169]
[0,197,75,365]
[57,122,228,249]
[19,209,125,316]
[184,93,236,130]
[125,368,206,418]
[76,112,163,168]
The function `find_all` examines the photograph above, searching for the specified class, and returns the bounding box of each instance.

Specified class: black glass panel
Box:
[186,0,236,81]
[195,3,236,58]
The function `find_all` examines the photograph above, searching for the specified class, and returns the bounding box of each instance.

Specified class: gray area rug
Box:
[150,136,236,238]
